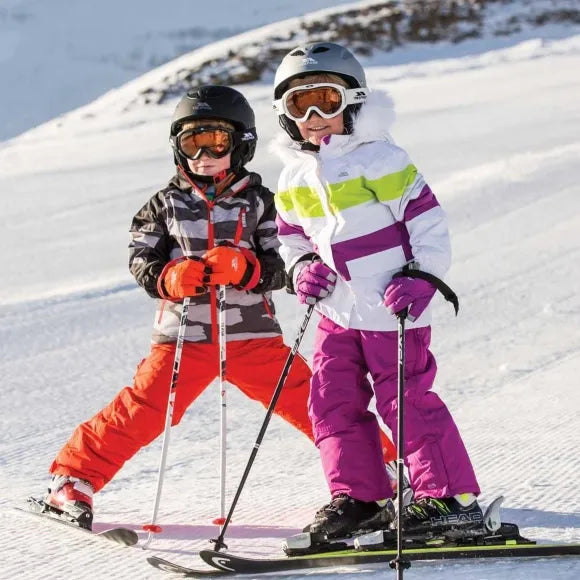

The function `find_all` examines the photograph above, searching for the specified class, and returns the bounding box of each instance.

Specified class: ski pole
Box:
[389,308,411,577]
[142,296,191,549]
[212,284,228,528]
[210,303,315,551]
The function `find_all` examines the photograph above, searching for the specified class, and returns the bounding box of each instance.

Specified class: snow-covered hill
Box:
[0,0,358,140]
[1,4,579,580]
[4,0,579,142]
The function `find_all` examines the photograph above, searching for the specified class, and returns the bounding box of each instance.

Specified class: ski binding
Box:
[17,496,138,546]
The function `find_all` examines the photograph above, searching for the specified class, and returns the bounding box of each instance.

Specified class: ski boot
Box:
[305,493,395,538]
[355,495,535,551]
[385,461,414,508]
[284,493,395,556]
[43,474,94,530]
[285,493,395,555]
[399,494,483,534]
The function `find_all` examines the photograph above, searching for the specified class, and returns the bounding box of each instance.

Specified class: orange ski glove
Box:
[159,257,210,299]
[203,245,249,286]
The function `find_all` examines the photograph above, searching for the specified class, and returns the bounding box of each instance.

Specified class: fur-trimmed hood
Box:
[269,88,396,162]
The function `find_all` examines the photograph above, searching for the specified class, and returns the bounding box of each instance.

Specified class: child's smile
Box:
[297,113,344,146]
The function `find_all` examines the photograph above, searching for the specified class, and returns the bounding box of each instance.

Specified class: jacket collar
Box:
[170,168,260,195]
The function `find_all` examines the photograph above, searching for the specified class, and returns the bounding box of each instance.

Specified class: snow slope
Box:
[1,26,580,580]
[0,0,357,140]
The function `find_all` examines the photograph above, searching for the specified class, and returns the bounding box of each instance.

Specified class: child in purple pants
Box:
[272,42,480,538]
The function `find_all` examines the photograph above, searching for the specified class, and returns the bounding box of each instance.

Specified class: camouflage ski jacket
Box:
[129,170,284,343]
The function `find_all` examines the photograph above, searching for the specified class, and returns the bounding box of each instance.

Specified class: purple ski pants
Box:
[309,315,480,502]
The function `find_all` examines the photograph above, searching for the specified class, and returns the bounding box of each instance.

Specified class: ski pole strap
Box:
[393,265,459,316]
[286,252,320,295]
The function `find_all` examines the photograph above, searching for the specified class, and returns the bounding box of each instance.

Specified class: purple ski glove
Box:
[295,261,337,305]
[384,277,436,321]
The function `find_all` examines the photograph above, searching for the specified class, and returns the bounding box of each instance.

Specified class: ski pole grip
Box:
[393,264,459,316]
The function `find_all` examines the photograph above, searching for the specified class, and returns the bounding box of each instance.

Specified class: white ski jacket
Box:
[271,90,451,331]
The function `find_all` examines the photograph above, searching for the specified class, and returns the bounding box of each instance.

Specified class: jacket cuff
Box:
[237,248,261,291]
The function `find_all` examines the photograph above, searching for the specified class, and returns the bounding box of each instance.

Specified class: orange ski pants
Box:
[51,336,396,491]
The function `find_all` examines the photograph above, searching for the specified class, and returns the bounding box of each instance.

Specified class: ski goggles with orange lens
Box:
[273,83,368,123]
[176,126,234,160]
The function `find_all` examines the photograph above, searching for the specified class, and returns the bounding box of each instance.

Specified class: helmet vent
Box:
[312,47,329,53]
[290,49,305,56]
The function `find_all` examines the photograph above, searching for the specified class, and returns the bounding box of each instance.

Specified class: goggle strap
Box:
[344,87,369,104]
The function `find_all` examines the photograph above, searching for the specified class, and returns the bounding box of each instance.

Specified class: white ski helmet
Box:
[273,42,367,141]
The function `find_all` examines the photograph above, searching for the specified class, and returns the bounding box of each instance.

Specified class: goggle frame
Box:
[273,83,369,123]
[175,126,235,160]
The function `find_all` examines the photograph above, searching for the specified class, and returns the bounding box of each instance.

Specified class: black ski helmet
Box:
[170,85,257,174]
[273,42,367,142]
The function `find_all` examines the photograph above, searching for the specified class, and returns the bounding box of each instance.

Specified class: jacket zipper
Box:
[171,171,251,343]
[233,208,246,246]
[207,204,218,343]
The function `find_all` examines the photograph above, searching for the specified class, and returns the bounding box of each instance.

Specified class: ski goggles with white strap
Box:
[176,126,235,160]
[273,83,369,123]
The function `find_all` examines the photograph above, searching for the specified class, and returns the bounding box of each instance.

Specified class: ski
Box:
[15,497,139,547]
[148,556,228,577]
[198,542,580,574]
[147,497,580,576]
[147,541,580,577]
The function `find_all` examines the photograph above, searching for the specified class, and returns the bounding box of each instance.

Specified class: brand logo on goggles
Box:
[241,132,255,141]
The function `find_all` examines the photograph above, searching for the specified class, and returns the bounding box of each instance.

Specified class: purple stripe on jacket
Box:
[398,222,413,262]
[276,214,309,238]
[404,184,439,222]
[331,222,405,281]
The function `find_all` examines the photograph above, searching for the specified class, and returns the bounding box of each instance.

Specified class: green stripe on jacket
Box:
[276,164,417,218]
[365,163,418,202]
